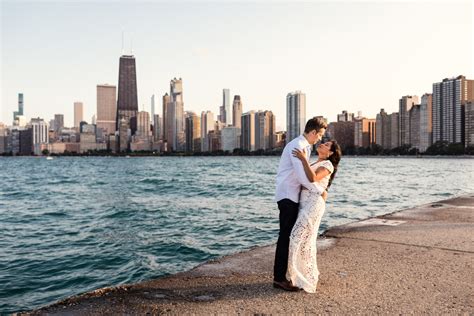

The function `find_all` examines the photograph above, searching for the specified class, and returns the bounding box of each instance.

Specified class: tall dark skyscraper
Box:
[13,93,24,121]
[116,55,138,136]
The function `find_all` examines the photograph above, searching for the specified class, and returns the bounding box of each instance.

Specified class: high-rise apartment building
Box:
[185,112,201,153]
[432,75,474,144]
[201,111,214,152]
[419,93,433,152]
[465,101,474,148]
[232,95,242,128]
[327,121,355,152]
[255,110,275,150]
[375,109,391,149]
[354,118,376,148]
[390,113,399,149]
[208,129,222,152]
[399,95,419,146]
[286,91,306,143]
[409,104,421,150]
[221,126,240,152]
[337,110,354,122]
[241,111,256,151]
[30,118,49,155]
[153,114,161,141]
[0,123,7,154]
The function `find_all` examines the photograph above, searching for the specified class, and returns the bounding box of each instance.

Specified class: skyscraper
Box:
[97,84,117,135]
[232,95,242,128]
[151,95,155,125]
[0,123,7,154]
[390,113,400,149]
[219,89,231,126]
[221,126,240,152]
[327,121,355,152]
[255,110,275,150]
[116,55,138,150]
[13,93,24,121]
[465,101,474,148]
[19,128,33,155]
[208,129,222,152]
[30,118,49,155]
[185,112,201,153]
[375,109,391,149]
[201,111,214,152]
[354,118,376,148]
[241,111,256,151]
[136,111,150,139]
[286,91,306,143]
[54,114,64,133]
[337,110,354,122]
[409,104,421,150]
[167,78,185,152]
[74,102,84,130]
[153,114,161,141]
[419,93,433,152]
[398,95,419,146]
[118,117,129,152]
[432,75,474,144]
[162,93,170,143]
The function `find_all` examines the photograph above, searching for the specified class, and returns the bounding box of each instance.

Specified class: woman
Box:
[286,140,342,293]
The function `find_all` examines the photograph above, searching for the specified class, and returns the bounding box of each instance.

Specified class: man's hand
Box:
[321,190,328,201]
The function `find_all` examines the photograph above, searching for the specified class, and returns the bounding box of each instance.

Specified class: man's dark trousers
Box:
[273,198,299,282]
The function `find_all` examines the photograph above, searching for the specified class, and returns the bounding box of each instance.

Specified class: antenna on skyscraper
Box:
[121,30,124,55]
[130,34,133,55]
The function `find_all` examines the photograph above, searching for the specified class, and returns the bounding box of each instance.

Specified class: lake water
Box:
[0,156,473,313]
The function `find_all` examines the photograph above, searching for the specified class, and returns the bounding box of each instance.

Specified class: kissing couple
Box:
[273,116,342,293]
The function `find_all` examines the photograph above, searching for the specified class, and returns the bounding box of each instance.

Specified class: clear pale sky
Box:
[1,0,473,130]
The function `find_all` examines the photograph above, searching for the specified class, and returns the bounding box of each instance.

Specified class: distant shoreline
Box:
[1,154,473,159]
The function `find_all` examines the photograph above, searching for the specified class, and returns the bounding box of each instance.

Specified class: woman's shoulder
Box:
[318,160,334,173]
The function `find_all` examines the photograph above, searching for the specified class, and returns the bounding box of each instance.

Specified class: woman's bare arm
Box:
[292,149,331,182]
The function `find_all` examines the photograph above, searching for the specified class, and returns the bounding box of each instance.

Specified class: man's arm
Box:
[292,148,331,182]
[289,143,323,194]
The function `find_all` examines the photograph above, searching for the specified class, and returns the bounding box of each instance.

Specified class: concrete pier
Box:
[27,195,474,315]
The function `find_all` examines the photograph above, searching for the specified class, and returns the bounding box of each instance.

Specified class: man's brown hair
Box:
[304,117,327,134]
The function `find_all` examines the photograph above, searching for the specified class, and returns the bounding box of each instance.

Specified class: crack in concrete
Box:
[324,235,474,254]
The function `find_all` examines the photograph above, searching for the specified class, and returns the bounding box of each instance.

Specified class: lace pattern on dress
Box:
[286,160,332,293]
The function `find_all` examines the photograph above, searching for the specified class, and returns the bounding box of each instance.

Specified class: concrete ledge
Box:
[25,194,474,315]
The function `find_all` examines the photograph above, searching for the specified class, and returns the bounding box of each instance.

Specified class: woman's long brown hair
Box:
[326,140,342,190]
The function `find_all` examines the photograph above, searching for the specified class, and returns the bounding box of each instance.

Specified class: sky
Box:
[1,0,473,131]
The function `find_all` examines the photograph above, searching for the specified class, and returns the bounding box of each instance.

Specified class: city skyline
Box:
[2,1,472,129]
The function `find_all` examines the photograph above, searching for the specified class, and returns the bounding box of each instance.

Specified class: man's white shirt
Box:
[275,135,323,203]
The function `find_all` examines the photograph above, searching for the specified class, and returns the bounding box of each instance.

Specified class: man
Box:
[273,116,328,291]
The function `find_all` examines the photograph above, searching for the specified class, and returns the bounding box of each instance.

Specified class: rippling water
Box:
[0,156,473,313]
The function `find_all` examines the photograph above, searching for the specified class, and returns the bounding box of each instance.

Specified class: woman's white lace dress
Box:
[286,159,334,293]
